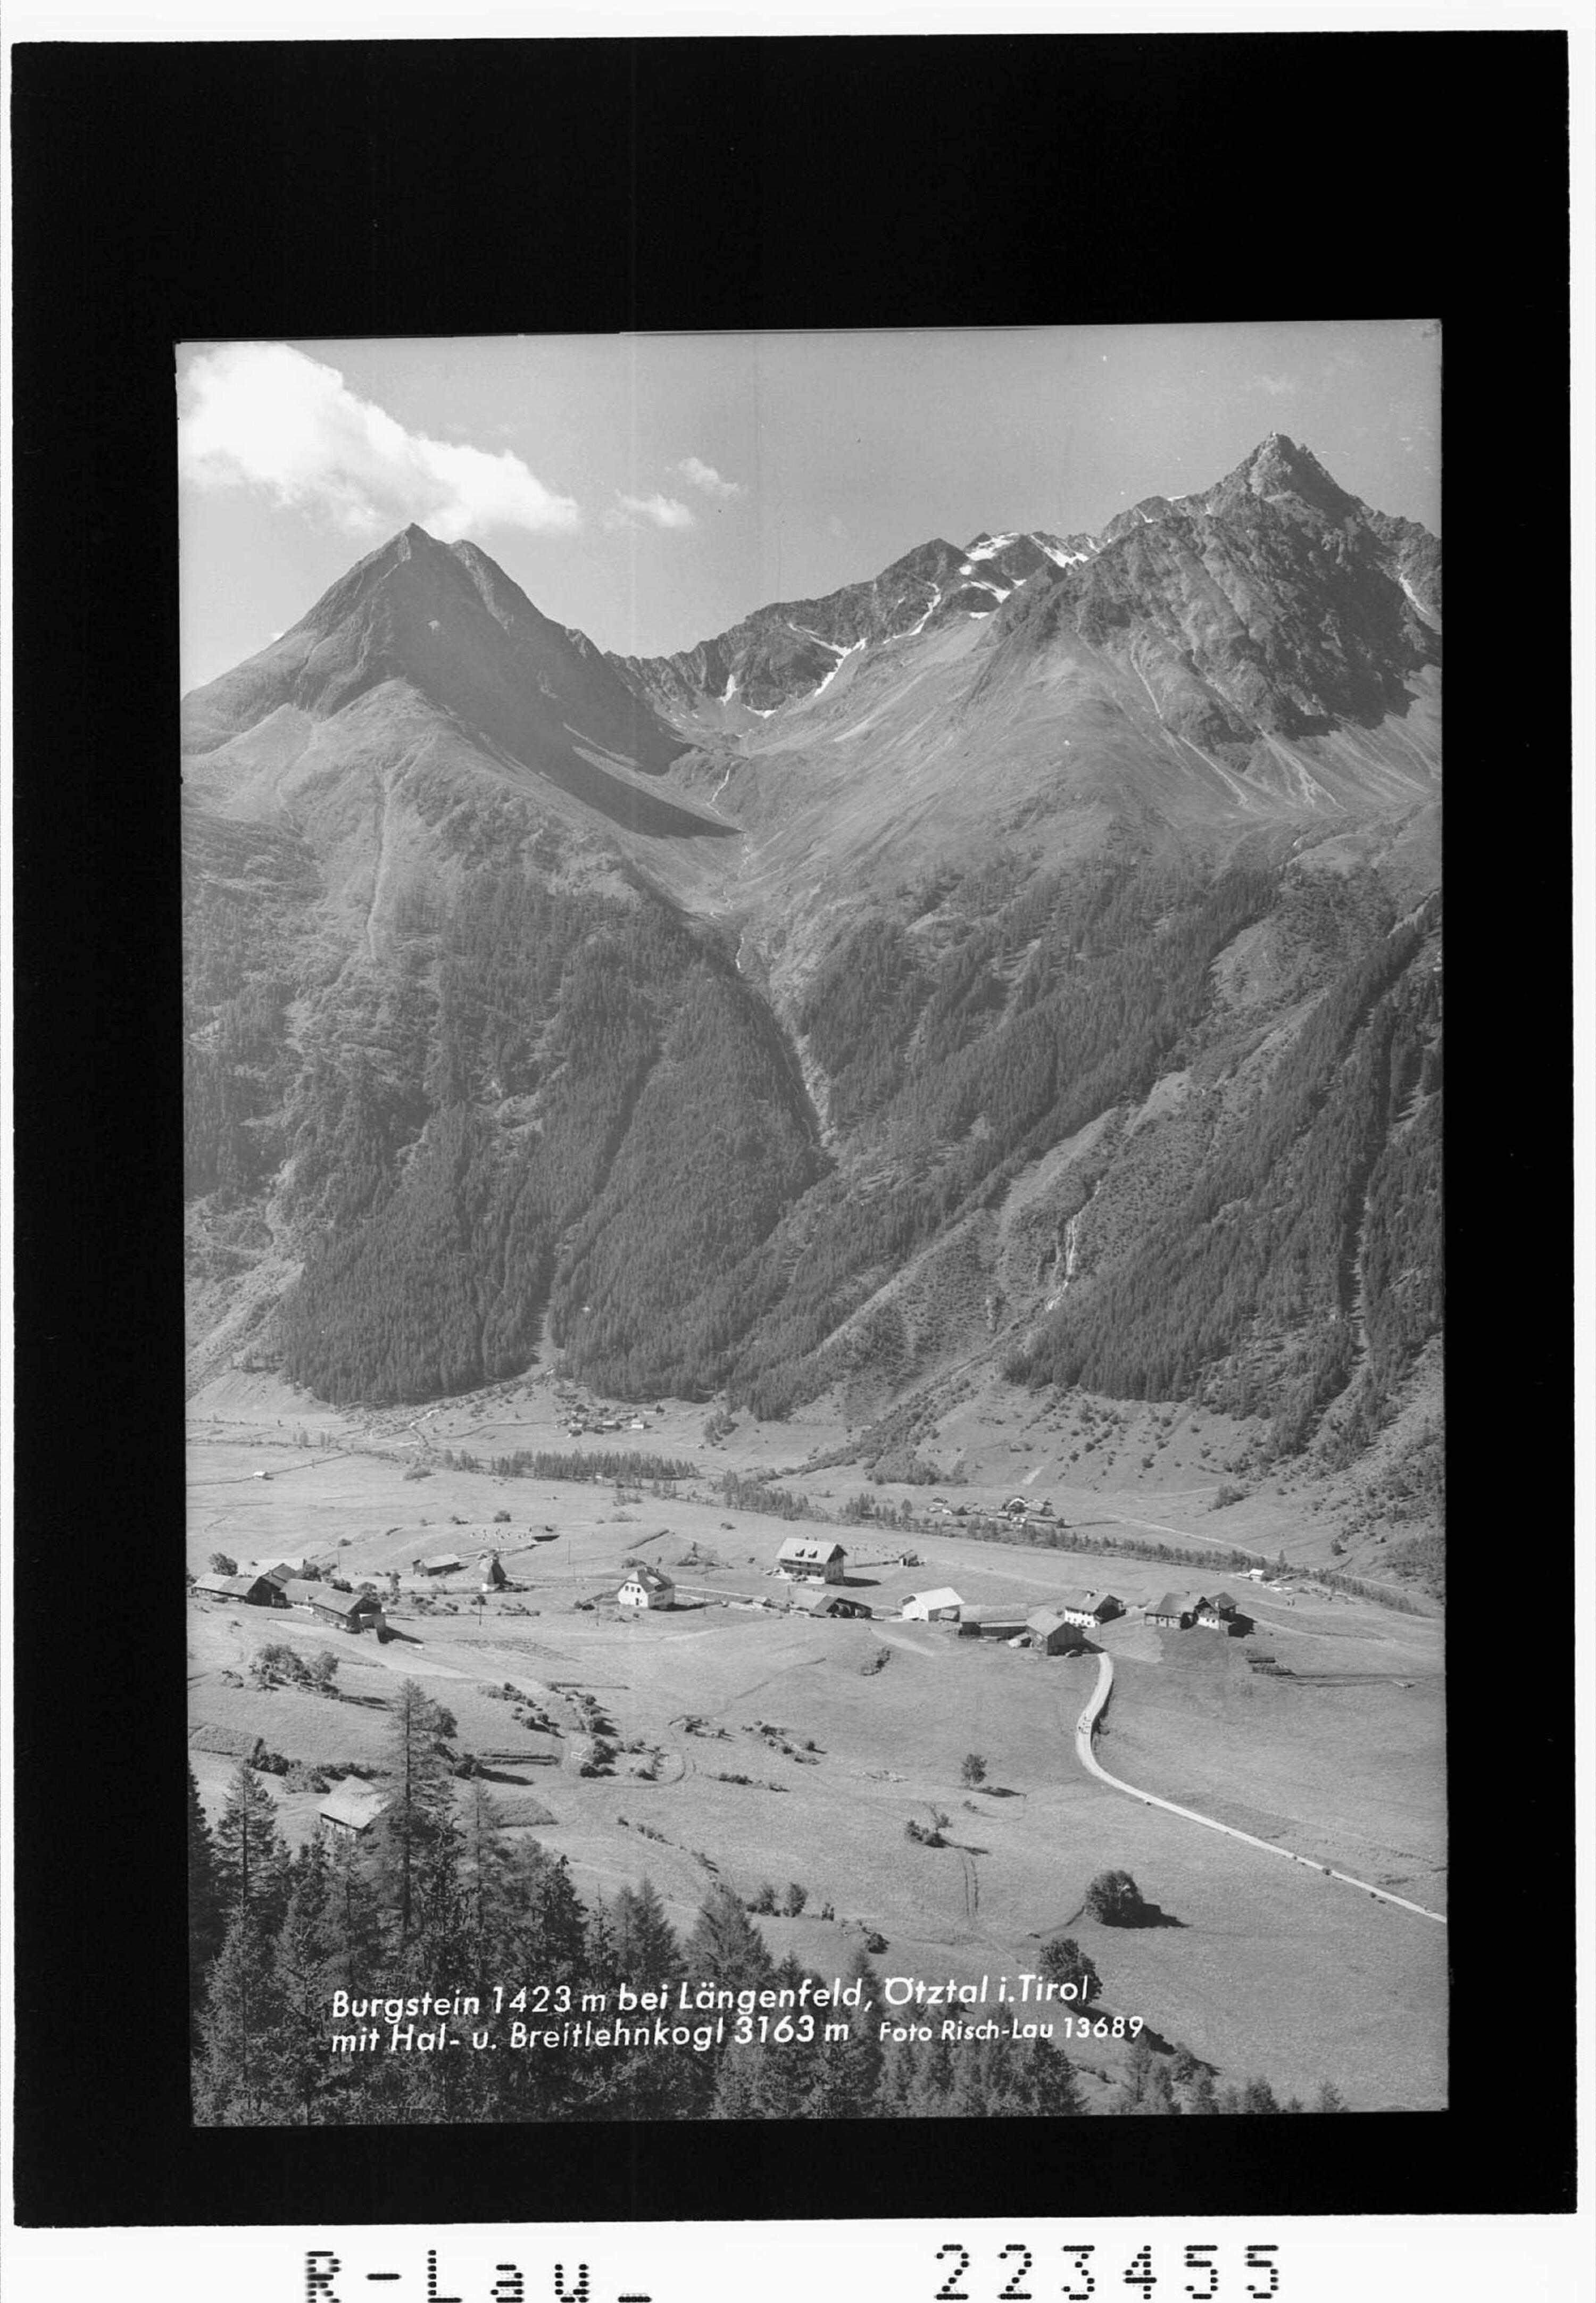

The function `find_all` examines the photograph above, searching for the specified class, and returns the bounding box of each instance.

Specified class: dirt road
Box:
[1073,1651,1446,1924]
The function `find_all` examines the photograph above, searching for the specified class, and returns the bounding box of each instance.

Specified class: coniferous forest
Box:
[185,805,1441,1485]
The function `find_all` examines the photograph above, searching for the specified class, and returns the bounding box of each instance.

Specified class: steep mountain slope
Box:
[184,435,1442,1556]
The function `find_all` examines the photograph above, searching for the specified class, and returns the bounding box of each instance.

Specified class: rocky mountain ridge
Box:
[608,435,1437,735]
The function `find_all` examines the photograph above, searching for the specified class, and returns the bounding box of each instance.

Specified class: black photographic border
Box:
[9,26,1574,2229]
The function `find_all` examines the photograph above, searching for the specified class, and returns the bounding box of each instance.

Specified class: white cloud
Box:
[674,455,745,501]
[1249,372,1300,397]
[178,343,581,541]
[603,491,695,532]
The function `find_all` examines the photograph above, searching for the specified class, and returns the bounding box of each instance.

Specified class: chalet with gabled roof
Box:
[775,1537,847,1584]
[618,1562,675,1610]
[1059,1591,1124,1628]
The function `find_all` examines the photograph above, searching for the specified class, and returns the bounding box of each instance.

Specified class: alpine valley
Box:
[184,432,1443,1591]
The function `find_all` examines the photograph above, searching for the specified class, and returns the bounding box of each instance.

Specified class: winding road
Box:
[1072,1651,1446,1925]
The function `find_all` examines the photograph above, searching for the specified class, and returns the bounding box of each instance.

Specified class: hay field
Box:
[186,1374,1446,2108]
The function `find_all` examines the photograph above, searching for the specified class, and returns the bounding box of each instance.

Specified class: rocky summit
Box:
[184,435,1442,1588]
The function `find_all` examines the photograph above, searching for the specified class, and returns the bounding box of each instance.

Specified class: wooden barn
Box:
[1145,1593,1191,1629]
[309,1586,386,1634]
[901,1587,963,1623]
[317,1783,391,1842]
[795,1587,871,1619]
[776,1537,848,1584]
[1025,1607,1088,1656]
[958,1604,1032,1641]
[193,1570,282,1608]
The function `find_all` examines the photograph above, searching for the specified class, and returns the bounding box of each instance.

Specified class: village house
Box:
[1190,1591,1252,1635]
[795,1587,872,1619]
[1025,1607,1089,1656]
[775,1537,848,1584]
[317,1783,391,1843]
[618,1562,676,1610]
[1058,1590,1125,1629]
[414,1552,464,1578]
[901,1587,963,1623]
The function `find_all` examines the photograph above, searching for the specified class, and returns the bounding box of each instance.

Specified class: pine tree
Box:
[455,1778,518,1972]
[609,1876,685,1985]
[375,1681,460,1946]
[323,1832,386,1995]
[194,1906,288,2125]
[268,1843,339,2125]
[1314,2080,1349,2112]
[802,1946,882,2118]
[188,1768,225,2044]
[683,1884,774,1991]
[1018,2037,1085,2116]
[212,1761,290,1930]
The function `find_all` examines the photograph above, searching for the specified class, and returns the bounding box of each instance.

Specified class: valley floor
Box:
[187,1369,1447,2113]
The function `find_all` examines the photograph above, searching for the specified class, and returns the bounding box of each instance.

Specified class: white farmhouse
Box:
[618,1562,676,1611]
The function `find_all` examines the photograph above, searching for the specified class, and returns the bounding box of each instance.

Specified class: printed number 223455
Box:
[934,2243,1281,2300]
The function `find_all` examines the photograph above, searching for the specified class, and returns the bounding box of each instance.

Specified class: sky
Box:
[178,321,1441,693]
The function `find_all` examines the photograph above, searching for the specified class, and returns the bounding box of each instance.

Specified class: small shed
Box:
[902,1587,963,1623]
[795,1587,871,1619]
[478,1551,508,1589]
[416,1553,464,1578]
[318,1783,390,1842]
[776,1537,848,1584]
[618,1562,676,1611]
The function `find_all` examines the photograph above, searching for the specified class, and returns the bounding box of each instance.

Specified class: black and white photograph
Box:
[9,17,1581,2287]
[179,321,1449,2126]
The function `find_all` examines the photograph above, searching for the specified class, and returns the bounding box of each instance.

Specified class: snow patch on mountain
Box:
[810,637,866,697]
